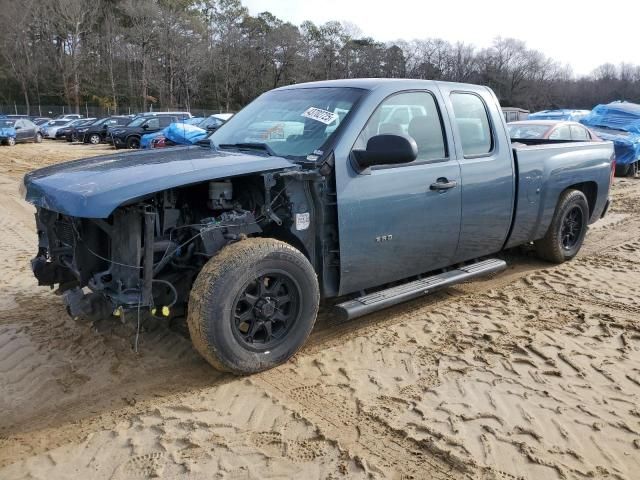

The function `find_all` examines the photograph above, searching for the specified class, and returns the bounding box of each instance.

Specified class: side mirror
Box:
[141,124,148,130]
[14,126,21,130]
[352,134,418,169]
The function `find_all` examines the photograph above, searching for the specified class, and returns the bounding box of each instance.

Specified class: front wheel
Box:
[7,137,15,146]
[88,133,101,145]
[126,136,140,149]
[188,238,319,374]
[535,189,589,263]
[35,133,42,143]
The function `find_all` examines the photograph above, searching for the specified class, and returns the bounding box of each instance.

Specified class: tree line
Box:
[1,0,639,115]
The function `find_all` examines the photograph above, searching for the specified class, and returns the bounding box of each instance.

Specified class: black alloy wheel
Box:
[232,271,301,351]
[560,206,584,250]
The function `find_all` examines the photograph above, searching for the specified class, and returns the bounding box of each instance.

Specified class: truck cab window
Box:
[356,91,446,162]
[450,93,493,156]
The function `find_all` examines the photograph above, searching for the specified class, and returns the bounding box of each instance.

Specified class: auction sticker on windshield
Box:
[301,107,338,125]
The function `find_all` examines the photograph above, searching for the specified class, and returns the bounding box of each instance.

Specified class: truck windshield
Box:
[210,87,364,159]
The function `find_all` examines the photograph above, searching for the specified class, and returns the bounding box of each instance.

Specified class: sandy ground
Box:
[0,141,639,479]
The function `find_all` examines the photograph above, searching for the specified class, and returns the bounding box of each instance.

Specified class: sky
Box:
[242,0,640,77]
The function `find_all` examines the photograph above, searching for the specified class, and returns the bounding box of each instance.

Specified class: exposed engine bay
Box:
[30,173,309,323]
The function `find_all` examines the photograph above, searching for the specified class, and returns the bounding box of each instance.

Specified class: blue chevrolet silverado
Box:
[22,79,615,374]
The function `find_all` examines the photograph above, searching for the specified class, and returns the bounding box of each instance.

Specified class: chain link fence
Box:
[0,104,235,119]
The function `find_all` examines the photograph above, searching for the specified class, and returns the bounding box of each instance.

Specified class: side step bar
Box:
[335,258,507,321]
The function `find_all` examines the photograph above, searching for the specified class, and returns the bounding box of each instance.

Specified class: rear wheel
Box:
[127,136,140,149]
[535,189,589,263]
[88,133,101,145]
[188,238,319,374]
[7,137,15,146]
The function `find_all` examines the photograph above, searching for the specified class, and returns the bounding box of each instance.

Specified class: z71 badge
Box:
[375,234,393,242]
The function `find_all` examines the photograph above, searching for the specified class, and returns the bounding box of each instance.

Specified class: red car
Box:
[508,120,601,142]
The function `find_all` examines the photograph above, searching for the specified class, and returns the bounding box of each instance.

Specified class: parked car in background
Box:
[212,113,233,121]
[143,114,231,149]
[580,101,640,177]
[78,116,132,144]
[0,118,42,145]
[508,120,601,142]
[502,107,529,123]
[141,111,192,119]
[56,118,96,141]
[23,78,614,374]
[55,114,83,121]
[110,114,183,148]
[33,118,52,126]
[199,114,228,132]
[43,119,75,139]
[528,109,591,122]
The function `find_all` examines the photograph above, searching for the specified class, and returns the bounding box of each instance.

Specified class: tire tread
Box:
[188,238,319,374]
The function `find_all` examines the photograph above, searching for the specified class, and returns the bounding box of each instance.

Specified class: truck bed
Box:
[505,141,614,249]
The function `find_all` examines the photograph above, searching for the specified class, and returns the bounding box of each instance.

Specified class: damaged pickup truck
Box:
[22,79,615,374]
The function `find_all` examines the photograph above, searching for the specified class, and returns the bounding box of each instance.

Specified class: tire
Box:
[88,133,101,145]
[126,136,140,149]
[615,164,630,177]
[188,238,319,374]
[629,162,639,178]
[7,137,15,146]
[35,133,42,143]
[535,189,589,264]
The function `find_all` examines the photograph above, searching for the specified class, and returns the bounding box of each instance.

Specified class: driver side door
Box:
[336,90,462,295]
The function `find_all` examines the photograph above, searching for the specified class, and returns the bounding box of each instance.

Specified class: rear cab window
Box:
[450,92,493,157]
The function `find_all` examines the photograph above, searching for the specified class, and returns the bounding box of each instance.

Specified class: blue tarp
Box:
[140,131,163,149]
[164,123,207,145]
[529,109,591,121]
[140,122,208,149]
[581,101,640,134]
[590,128,640,166]
[0,127,16,139]
[581,101,640,165]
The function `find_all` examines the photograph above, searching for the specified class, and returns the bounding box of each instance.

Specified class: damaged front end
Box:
[31,181,265,323]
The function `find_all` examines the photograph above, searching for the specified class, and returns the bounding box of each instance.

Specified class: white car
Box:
[43,119,74,139]
[55,114,83,121]
[213,113,234,121]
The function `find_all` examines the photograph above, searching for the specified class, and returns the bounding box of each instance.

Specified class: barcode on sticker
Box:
[295,212,310,231]
[301,107,338,125]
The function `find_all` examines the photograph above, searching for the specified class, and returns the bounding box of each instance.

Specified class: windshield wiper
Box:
[218,142,275,156]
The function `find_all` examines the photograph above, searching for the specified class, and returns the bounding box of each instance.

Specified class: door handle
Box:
[429,178,457,191]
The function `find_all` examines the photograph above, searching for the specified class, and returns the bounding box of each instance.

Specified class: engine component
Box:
[199,210,262,255]
[209,180,234,210]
